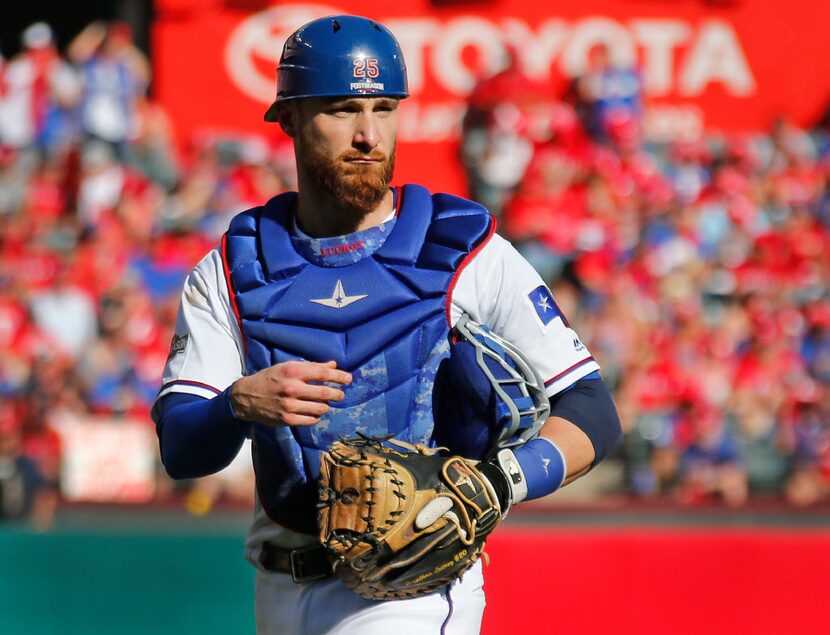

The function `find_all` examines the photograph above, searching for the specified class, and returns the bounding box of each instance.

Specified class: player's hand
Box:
[229,360,352,426]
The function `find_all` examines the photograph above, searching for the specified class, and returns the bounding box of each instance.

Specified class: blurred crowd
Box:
[463,43,830,508]
[0,21,290,525]
[1,26,829,528]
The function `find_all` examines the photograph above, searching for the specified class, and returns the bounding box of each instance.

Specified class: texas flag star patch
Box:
[528,285,569,327]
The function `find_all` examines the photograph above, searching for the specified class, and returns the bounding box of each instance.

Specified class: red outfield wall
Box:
[482,527,830,635]
[1,518,827,633]
[153,0,830,195]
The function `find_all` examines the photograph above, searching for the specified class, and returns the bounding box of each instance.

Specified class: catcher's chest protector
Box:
[223,184,493,533]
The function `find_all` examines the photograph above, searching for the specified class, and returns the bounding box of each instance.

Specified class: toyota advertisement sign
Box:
[153,0,830,194]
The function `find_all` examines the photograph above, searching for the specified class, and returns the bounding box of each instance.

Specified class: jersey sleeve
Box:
[449,233,600,396]
[153,248,245,415]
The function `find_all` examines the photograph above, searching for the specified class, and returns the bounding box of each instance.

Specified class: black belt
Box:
[260,542,334,584]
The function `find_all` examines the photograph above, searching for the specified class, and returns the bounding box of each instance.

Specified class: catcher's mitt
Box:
[318,436,504,600]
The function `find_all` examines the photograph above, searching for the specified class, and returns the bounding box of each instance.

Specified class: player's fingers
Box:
[281,398,330,417]
[300,383,346,402]
[279,379,345,402]
[285,361,352,385]
[280,412,321,427]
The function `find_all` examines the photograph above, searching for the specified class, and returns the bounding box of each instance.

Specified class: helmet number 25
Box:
[353,58,380,79]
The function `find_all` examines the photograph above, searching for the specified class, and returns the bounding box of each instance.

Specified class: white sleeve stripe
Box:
[160,379,223,395]
[444,215,497,326]
[544,356,595,386]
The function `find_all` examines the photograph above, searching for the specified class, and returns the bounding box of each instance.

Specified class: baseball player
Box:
[153,15,622,635]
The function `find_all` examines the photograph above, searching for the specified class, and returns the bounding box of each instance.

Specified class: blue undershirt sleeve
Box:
[155,390,253,480]
[548,373,623,468]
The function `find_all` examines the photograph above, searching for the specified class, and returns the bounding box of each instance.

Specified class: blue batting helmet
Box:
[264,15,409,122]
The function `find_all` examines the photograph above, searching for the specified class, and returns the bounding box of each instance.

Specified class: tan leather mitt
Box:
[318,436,502,600]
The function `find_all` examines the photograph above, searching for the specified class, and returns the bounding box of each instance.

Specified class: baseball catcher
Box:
[153,14,622,633]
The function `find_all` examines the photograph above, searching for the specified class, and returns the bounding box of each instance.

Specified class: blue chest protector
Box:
[223,185,492,534]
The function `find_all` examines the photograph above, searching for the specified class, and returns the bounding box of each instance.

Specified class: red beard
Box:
[301,143,396,233]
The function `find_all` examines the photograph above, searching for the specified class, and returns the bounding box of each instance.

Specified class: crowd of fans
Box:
[463,44,830,508]
[0,21,287,524]
[1,23,829,527]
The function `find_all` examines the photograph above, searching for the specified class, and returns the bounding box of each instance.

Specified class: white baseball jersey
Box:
[155,215,598,634]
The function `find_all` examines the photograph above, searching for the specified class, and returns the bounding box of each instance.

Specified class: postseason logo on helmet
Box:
[351,57,384,92]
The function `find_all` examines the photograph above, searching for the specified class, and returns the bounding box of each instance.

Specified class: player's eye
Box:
[327,103,357,115]
[373,100,398,113]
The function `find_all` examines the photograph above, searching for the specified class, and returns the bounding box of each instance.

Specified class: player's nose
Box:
[353,112,381,150]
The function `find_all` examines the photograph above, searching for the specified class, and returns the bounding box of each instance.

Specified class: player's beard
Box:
[301,142,395,234]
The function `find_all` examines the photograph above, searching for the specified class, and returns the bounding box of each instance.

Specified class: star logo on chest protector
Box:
[310,280,368,309]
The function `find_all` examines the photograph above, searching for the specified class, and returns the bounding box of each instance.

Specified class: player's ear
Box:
[275,102,299,138]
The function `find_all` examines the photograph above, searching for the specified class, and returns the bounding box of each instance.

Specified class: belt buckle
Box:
[290,544,331,584]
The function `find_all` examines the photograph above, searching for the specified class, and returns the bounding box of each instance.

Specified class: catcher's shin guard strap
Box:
[513,437,567,501]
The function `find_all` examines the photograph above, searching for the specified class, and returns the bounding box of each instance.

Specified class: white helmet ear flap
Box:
[453,314,550,453]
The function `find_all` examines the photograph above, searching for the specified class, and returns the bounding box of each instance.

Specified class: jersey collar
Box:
[290,207,397,268]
